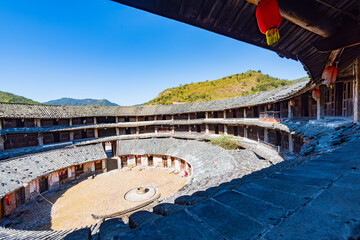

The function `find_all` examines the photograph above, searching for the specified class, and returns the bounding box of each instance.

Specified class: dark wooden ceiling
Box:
[112,0,360,82]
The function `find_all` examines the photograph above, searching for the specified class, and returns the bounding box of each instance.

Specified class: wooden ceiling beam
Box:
[313,23,360,52]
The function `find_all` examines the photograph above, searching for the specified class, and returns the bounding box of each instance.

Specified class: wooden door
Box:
[148,156,153,166]
[121,156,127,167]
[39,176,49,193]
[95,161,102,171]
[15,187,25,207]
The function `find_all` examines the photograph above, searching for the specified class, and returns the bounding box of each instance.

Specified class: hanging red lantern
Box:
[290,99,295,107]
[267,103,272,109]
[322,66,337,87]
[256,0,281,45]
[312,89,320,100]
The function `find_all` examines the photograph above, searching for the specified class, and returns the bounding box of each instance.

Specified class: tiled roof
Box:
[0,82,308,118]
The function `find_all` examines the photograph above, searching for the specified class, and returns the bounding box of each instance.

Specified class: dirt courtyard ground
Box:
[50,168,187,230]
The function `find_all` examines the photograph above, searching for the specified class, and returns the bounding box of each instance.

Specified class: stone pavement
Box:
[112,138,360,240]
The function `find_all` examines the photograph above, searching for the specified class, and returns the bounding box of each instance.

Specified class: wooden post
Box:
[69,132,74,142]
[264,128,269,143]
[316,99,321,120]
[205,112,209,119]
[224,125,228,135]
[205,124,209,134]
[0,136,4,151]
[244,127,248,138]
[94,129,99,138]
[136,127,140,135]
[243,108,247,118]
[115,116,119,123]
[93,117,97,124]
[117,156,121,169]
[288,134,294,152]
[69,118,73,126]
[288,101,292,119]
[319,85,326,119]
[354,58,360,123]
[0,119,3,130]
[223,110,227,119]
[116,128,120,136]
[38,133,43,146]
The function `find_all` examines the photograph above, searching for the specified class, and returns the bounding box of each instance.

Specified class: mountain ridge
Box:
[145,71,308,105]
[44,98,119,106]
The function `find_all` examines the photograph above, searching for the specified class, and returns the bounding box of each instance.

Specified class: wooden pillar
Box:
[223,110,227,119]
[205,124,209,134]
[224,125,228,135]
[244,127,248,138]
[116,116,119,123]
[205,112,209,119]
[94,117,97,124]
[69,132,74,141]
[0,119,3,130]
[319,85,326,119]
[288,101,292,119]
[155,126,158,134]
[136,116,139,122]
[136,127,140,135]
[243,108,247,118]
[38,133,43,146]
[0,135,4,151]
[116,128,120,136]
[69,118,73,126]
[264,128,269,143]
[94,129,99,138]
[117,156,122,169]
[288,134,294,152]
[354,58,360,123]
[171,126,175,134]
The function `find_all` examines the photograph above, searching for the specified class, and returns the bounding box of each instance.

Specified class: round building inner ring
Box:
[4,152,192,231]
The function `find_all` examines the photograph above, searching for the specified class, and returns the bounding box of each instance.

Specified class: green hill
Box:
[0,91,42,105]
[146,71,308,105]
[45,98,119,106]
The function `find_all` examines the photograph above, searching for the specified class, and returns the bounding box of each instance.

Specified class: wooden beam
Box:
[313,23,360,52]
[246,0,336,37]
[325,49,341,68]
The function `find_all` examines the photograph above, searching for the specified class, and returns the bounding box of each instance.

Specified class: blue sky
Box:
[0,0,307,105]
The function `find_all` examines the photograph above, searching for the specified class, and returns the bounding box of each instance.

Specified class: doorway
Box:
[39,176,49,193]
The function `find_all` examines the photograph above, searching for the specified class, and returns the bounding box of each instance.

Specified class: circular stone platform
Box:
[123,186,156,202]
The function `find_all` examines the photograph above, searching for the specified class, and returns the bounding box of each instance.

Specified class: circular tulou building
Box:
[1,0,360,239]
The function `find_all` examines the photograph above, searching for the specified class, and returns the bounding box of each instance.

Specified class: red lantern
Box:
[312,89,320,100]
[256,0,281,45]
[267,104,272,110]
[290,99,295,107]
[322,66,337,86]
